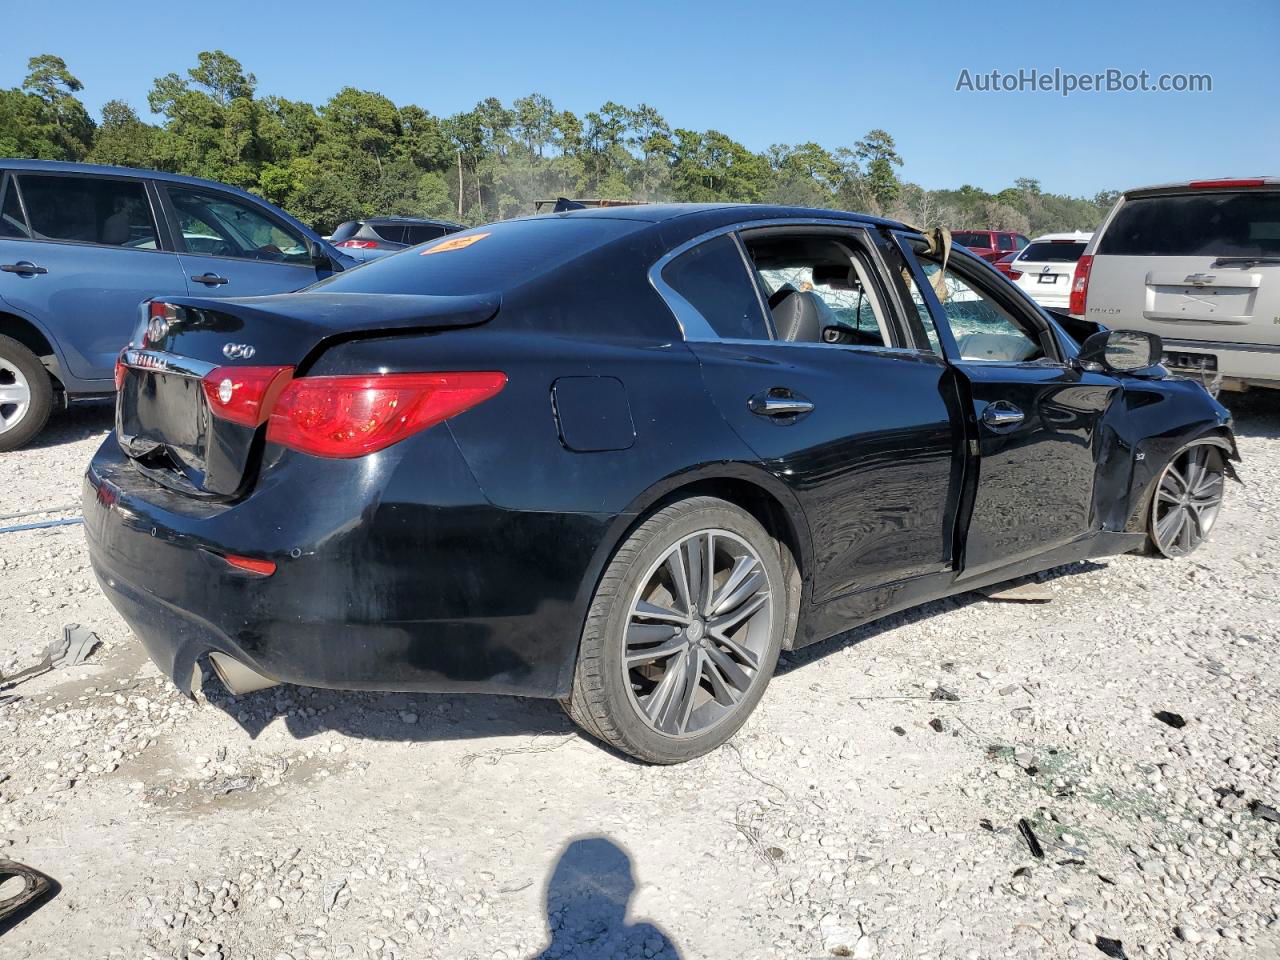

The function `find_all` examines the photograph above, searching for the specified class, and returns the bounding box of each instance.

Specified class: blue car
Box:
[0,159,355,450]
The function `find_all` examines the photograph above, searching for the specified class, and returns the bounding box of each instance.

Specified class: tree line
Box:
[0,52,1118,235]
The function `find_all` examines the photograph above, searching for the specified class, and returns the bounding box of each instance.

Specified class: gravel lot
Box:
[1,394,1277,960]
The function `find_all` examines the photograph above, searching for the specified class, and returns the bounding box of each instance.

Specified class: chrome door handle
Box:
[981,401,1024,429]
[748,391,814,418]
[191,273,228,285]
[1,261,47,275]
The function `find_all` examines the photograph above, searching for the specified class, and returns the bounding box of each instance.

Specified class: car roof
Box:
[509,202,906,232]
[363,216,466,228]
[0,157,268,196]
[1122,177,1280,197]
[1028,232,1092,242]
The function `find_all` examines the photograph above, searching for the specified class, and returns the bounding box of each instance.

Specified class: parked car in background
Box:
[1004,232,1092,309]
[329,217,465,261]
[952,229,1029,263]
[994,252,1018,277]
[1074,178,1280,391]
[0,159,354,451]
[88,203,1236,764]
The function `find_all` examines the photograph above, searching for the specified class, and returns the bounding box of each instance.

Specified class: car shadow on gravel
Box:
[22,400,114,451]
[777,559,1109,673]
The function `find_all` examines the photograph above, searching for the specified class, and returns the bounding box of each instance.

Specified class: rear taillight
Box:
[1188,178,1265,189]
[201,365,294,427]
[334,239,379,249]
[266,372,507,459]
[114,351,127,390]
[1069,254,1094,315]
[1007,270,1023,281]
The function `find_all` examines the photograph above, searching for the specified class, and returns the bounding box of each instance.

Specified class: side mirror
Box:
[307,238,338,271]
[1077,329,1163,373]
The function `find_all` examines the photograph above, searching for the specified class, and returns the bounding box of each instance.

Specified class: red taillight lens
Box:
[1069,254,1094,315]
[1007,270,1023,281]
[114,352,127,390]
[266,371,507,459]
[1188,178,1265,190]
[335,239,379,249]
[201,365,294,427]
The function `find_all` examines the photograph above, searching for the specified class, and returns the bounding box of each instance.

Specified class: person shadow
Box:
[531,836,681,959]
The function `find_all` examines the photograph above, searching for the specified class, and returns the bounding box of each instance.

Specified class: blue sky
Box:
[3,0,1275,198]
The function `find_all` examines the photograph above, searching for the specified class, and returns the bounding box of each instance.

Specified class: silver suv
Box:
[1072,178,1280,391]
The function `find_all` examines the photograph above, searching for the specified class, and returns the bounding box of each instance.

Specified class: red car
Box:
[952,229,1030,263]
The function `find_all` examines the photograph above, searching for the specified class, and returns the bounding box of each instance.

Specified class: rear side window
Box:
[1099,192,1280,257]
[1020,241,1087,262]
[996,234,1016,251]
[662,234,770,340]
[405,224,447,244]
[369,223,405,243]
[314,217,646,296]
[18,174,156,247]
[0,177,29,238]
[952,232,990,248]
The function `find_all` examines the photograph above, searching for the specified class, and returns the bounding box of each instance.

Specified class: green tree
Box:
[853,128,903,212]
[90,100,155,167]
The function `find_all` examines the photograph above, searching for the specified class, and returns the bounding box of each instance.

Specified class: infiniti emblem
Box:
[146,317,169,343]
[222,343,257,360]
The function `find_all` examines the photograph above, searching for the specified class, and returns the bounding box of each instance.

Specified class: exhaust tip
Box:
[207,652,281,696]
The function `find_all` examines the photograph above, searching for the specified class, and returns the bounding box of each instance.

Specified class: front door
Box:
[657,225,965,602]
[893,234,1122,576]
[159,185,333,298]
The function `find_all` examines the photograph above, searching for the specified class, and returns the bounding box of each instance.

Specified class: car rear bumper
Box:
[1159,337,1280,388]
[83,432,608,699]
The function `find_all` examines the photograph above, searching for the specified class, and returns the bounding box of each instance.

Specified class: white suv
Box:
[1072,178,1280,391]
[1007,232,1091,309]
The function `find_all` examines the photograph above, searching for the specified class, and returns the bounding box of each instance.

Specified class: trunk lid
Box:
[116,291,499,498]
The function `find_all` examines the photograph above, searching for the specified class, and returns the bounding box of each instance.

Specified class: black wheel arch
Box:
[0,309,66,390]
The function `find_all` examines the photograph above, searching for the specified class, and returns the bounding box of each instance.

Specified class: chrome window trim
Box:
[648,217,929,351]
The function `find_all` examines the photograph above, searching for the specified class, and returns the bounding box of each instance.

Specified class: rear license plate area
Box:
[1037,273,1060,284]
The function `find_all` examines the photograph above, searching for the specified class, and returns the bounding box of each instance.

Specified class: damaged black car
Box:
[84,204,1238,764]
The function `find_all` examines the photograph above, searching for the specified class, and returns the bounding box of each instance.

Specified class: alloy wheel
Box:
[1151,442,1225,558]
[0,358,31,436]
[623,529,774,738]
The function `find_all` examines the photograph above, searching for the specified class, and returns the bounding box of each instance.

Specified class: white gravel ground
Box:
[0,394,1277,960]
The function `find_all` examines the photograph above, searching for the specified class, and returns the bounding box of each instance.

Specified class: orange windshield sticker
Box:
[420,232,490,255]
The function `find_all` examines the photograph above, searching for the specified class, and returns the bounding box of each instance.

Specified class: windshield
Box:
[313,217,647,296]
[1099,191,1280,257]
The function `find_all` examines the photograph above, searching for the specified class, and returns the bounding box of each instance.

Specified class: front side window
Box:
[168,187,308,263]
[919,260,1044,362]
[17,174,156,248]
[661,234,770,340]
[0,177,29,239]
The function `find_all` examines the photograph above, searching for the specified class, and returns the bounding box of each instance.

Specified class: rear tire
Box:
[0,335,52,452]
[566,496,786,764]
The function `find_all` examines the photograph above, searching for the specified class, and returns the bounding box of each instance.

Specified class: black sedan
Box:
[85,204,1238,764]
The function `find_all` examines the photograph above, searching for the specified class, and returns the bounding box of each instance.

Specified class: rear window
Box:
[953,232,990,248]
[314,217,647,296]
[329,221,361,243]
[1098,191,1280,257]
[1019,241,1087,262]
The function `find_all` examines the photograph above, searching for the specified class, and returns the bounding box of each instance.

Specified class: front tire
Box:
[0,335,53,452]
[566,497,786,764]
[1146,441,1227,558]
